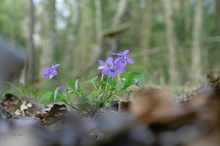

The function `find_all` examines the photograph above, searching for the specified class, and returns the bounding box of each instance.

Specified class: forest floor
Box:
[0,76,220,146]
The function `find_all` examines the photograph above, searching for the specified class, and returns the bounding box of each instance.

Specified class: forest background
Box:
[0,0,219,97]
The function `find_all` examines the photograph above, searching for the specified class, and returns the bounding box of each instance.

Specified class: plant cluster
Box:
[39,50,144,116]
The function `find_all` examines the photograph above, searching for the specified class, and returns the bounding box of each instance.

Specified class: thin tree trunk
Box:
[90,0,129,65]
[40,0,56,78]
[95,0,102,38]
[184,0,191,35]
[140,0,153,67]
[64,0,80,71]
[111,0,129,53]
[163,0,178,85]
[26,0,35,83]
[191,0,203,79]
[74,0,93,69]
[89,0,102,65]
[88,0,103,66]
[112,0,128,27]
[215,0,220,76]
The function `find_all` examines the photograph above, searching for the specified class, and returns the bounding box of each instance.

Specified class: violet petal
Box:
[122,50,130,56]
[127,57,135,64]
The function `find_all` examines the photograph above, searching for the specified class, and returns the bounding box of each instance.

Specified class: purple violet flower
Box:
[136,81,143,88]
[98,60,106,70]
[59,86,66,94]
[44,64,60,79]
[98,57,126,78]
[112,50,135,67]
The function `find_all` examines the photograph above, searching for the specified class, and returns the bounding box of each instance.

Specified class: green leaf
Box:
[134,72,144,81]
[120,72,144,89]
[15,103,21,110]
[19,83,25,95]
[86,94,92,100]
[92,99,100,105]
[69,79,80,90]
[107,78,117,89]
[51,94,64,103]
[47,88,67,104]
[85,89,100,101]
[115,81,125,89]
[99,81,107,89]
[69,80,83,96]
[53,87,60,101]
[91,89,100,98]
[69,81,75,89]
[77,97,88,104]
[39,91,54,104]
[63,93,69,102]
[86,76,98,84]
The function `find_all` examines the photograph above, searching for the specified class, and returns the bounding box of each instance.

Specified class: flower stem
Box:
[99,74,104,90]
[93,83,97,89]
[101,74,104,81]
[65,92,81,112]
[102,81,108,102]
[101,91,113,105]
[81,93,95,116]
[65,102,80,112]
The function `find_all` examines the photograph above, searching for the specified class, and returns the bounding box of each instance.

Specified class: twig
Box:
[100,23,130,38]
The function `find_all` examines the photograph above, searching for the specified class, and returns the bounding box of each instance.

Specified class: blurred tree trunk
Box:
[130,1,141,50]
[111,0,129,53]
[64,0,80,71]
[26,0,36,83]
[40,0,56,79]
[95,0,102,37]
[214,0,220,75]
[88,0,103,66]
[140,0,153,67]
[75,0,93,69]
[163,0,178,85]
[90,0,128,65]
[89,0,103,66]
[215,0,220,25]
[184,0,191,35]
[191,0,203,79]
